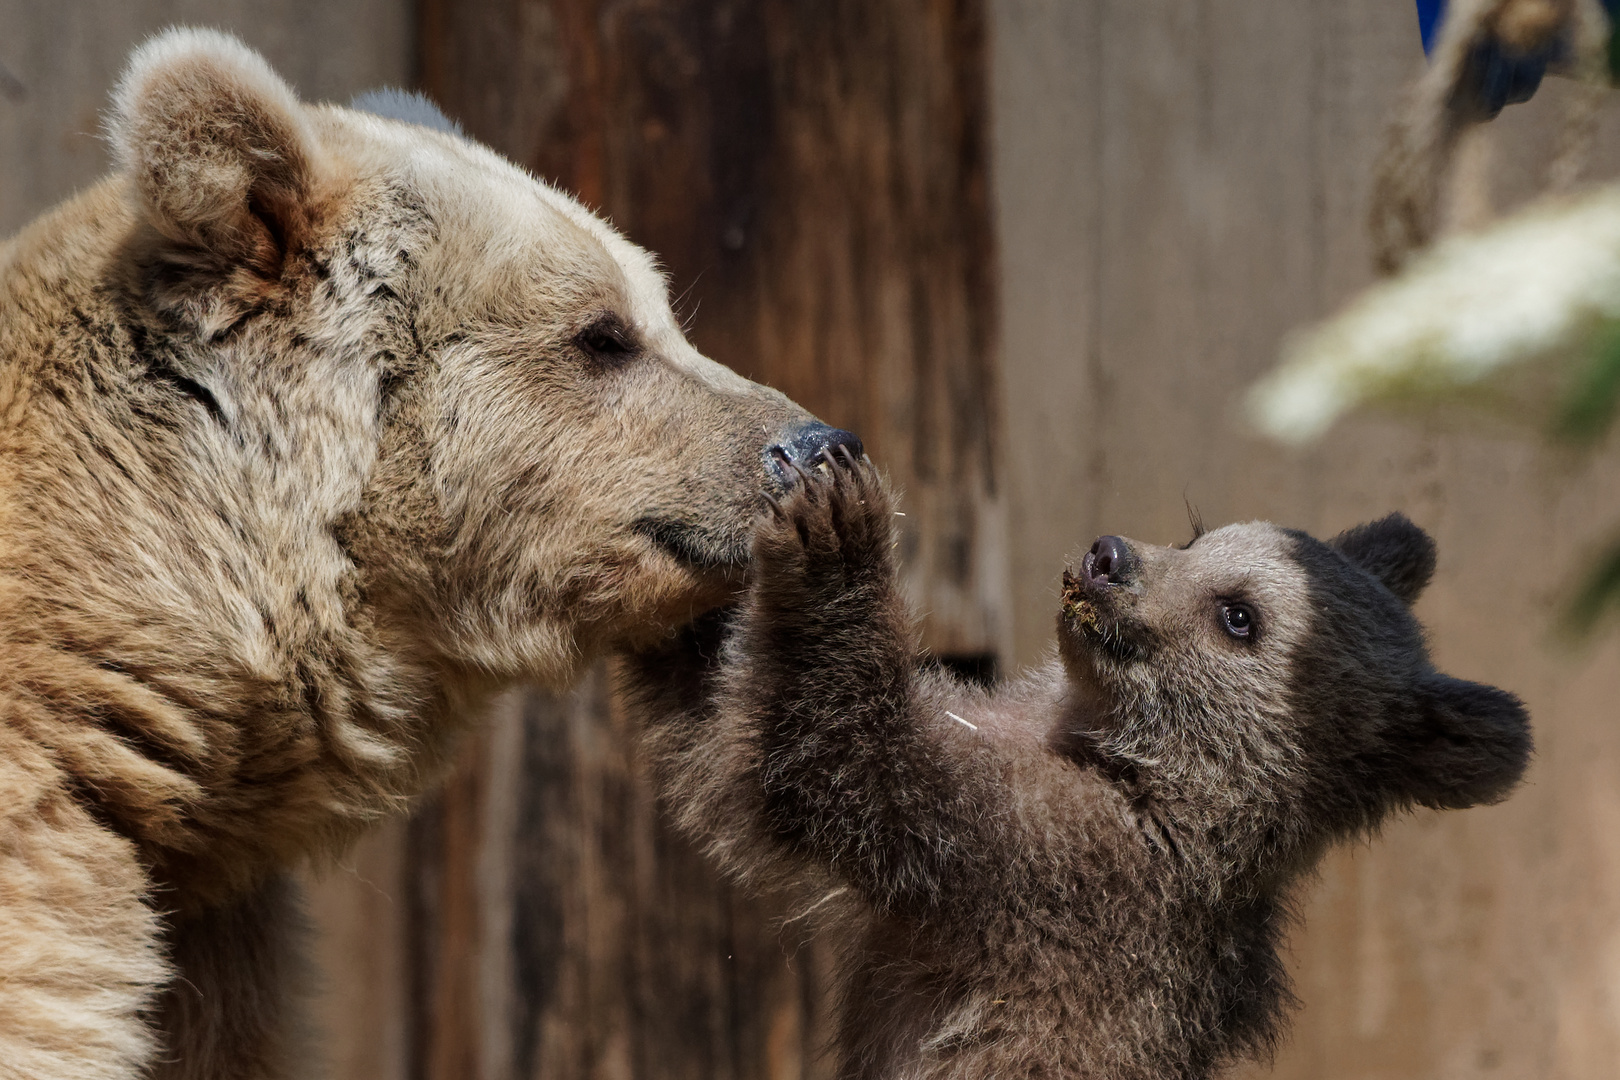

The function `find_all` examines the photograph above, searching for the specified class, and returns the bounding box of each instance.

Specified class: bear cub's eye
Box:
[574,317,637,367]
[1220,602,1255,640]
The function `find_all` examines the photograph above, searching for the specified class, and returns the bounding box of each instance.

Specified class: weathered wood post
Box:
[405,3,1005,1075]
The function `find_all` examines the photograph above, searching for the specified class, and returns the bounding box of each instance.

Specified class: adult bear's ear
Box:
[1388,673,1531,810]
[109,29,322,279]
[1329,513,1437,604]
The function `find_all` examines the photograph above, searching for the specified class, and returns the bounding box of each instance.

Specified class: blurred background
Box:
[5,1,1620,1077]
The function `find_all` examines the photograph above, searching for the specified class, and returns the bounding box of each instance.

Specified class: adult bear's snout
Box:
[767,422,863,483]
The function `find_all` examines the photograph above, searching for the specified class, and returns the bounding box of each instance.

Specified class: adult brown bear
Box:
[0,28,853,1080]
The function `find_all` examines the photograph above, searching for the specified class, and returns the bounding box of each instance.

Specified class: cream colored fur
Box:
[0,29,815,1079]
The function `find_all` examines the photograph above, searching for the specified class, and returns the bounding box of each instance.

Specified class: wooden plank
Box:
[302,821,410,1080]
[988,0,1105,663]
[406,671,836,1080]
[409,2,1004,1077]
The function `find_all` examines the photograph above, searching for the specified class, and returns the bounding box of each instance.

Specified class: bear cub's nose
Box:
[1085,535,1132,587]
[769,422,864,481]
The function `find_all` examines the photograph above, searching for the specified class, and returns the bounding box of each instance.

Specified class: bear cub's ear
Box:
[1329,513,1437,605]
[1391,674,1532,810]
[109,28,322,274]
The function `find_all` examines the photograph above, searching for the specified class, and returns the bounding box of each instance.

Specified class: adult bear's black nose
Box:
[768,422,863,480]
[1085,535,1133,587]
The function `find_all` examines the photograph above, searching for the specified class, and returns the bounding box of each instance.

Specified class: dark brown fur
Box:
[627,456,1531,1080]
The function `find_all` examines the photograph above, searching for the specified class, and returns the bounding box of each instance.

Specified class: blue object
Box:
[1421,0,1620,55]
[1417,0,1446,55]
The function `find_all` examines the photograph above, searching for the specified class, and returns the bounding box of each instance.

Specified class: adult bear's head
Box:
[103,30,855,684]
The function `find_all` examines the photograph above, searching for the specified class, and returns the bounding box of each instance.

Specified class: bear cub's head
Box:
[1059,513,1530,853]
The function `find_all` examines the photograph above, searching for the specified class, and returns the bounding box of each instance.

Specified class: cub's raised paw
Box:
[754,446,895,592]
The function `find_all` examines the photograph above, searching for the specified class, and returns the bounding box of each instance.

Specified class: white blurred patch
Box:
[1250,185,1620,443]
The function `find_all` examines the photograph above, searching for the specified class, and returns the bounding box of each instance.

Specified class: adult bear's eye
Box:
[574,316,637,368]
[1221,602,1255,639]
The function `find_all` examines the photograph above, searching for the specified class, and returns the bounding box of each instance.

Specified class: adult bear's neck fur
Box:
[0,179,484,908]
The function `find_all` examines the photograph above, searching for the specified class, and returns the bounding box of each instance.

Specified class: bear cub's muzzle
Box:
[1061,534,1154,664]
[1081,534,1139,589]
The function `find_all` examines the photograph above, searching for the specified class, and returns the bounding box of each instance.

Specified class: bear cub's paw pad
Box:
[755,446,893,581]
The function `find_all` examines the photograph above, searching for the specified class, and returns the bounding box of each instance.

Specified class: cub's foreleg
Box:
[726,451,969,912]
[630,454,996,911]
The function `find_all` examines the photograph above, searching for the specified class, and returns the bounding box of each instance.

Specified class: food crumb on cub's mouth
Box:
[1061,570,1099,630]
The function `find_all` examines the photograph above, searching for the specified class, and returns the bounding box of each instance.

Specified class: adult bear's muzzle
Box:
[766,421,864,487]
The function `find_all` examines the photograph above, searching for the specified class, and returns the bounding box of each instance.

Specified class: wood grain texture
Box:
[409,3,1003,1077]
[421,0,1008,658]
[405,674,836,1080]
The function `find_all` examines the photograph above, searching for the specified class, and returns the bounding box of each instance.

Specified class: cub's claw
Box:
[788,459,821,498]
[751,443,895,601]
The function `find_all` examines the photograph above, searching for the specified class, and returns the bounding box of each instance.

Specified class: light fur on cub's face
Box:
[1060,524,1320,776]
[1058,515,1527,837]
[85,28,817,682]
[1062,524,1316,700]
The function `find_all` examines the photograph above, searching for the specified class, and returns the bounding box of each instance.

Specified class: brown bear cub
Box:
[626,452,1531,1080]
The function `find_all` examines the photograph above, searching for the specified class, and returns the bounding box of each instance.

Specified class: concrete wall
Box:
[989,2,1620,1077]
